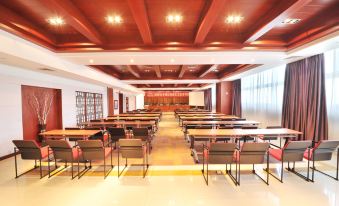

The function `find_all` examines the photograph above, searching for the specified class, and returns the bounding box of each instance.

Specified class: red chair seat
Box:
[104,147,112,157]
[303,149,313,160]
[40,146,51,159]
[269,148,283,161]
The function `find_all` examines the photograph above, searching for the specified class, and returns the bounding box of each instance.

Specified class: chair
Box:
[202,143,237,185]
[90,119,101,122]
[77,140,113,179]
[216,125,233,142]
[86,127,109,146]
[304,140,339,181]
[234,142,270,185]
[107,127,126,149]
[132,127,152,153]
[235,126,258,147]
[45,140,83,179]
[118,139,149,178]
[259,126,282,148]
[268,140,312,182]
[65,127,82,143]
[12,140,50,178]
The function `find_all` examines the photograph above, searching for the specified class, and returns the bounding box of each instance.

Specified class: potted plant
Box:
[29,91,53,141]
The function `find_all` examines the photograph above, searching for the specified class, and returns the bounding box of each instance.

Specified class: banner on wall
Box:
[145,91,189,97]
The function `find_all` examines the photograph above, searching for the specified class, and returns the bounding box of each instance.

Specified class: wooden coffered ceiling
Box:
[91,64,258,79]
[0,0,337,52]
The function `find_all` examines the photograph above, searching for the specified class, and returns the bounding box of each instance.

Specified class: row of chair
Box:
[202,140,339,186]
[12,138,149,179]
[64,127,153,151]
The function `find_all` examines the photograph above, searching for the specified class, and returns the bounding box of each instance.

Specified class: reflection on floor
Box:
[0,112,338,206]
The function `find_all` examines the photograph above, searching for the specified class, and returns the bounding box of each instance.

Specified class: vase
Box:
[37,124,47,142]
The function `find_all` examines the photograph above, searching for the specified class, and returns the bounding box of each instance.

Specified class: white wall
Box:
[136,94,145,109]
[0,64,107,157]
[211,84,216,112]
[113,89,120,114]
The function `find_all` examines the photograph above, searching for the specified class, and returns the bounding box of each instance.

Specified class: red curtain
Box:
[204,88,212,111]
[231,79,242,117]
[282,54,328,141]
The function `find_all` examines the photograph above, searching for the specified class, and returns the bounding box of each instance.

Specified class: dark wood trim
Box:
[0,152,19,161]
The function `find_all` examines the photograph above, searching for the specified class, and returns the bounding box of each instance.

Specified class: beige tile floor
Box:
[0,112,338,206]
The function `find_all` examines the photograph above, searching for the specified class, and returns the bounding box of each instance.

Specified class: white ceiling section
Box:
[0,30,142,94]
[0,28,338,90]
[140,87,200,91]
[58,50,286,65]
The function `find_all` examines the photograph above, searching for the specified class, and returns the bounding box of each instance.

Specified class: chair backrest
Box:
[266,126,282,129]
[77,140,104,160]
[46,140,74,161]
[107,127,126,141]
[239,143,270,164]
[119,139,143,158]
[65,127,80,130]
[90,119,101,122]
[312,140,339,161]
[219,125,234,129]
[132,127,149,141]
[282,141,312,162]
[12,140,42,159]
[242,125,258,129]
[208,143,236,164]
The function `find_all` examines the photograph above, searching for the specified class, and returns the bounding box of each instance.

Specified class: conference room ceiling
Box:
[0,0,337,52]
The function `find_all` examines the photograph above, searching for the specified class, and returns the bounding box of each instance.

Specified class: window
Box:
[325,48,339,139]
[76,91,103,125]
[241,65,285,127]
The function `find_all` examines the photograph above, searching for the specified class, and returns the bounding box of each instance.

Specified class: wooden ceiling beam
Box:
[194,0,226,44]
[0,5,56,45]
[43,0,104,45]
[198,65,218,78]
[220,64,261,79]
[154,66,161,78]
[244,0,311,44]
[178,66,186,78]
[91,65,121,79]
[126,65,141,78]
[218,65,241,79]
[127,0,153,44]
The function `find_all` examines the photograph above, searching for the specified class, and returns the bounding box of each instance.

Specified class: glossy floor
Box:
[0,112,338,206]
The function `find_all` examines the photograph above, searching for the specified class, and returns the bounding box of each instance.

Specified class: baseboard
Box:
[0,152,18,161]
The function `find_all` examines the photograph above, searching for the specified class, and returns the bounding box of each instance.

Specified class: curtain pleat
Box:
[231,79,242,117]
[204,88,212,111]
[282,54,328,141]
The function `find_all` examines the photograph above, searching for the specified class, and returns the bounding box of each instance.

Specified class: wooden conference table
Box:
[179,115,239,126]
[106,116,160,124]
[40,129,101,140]
[108,113,161,117]
[187,128,302,163]
[182,120,260,130]
[81,120,157,131]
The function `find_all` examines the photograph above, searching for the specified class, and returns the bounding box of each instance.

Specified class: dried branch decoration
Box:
[29,91,53,125]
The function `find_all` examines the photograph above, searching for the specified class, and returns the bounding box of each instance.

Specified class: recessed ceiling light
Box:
[145,69,150,72]
[225,15,243,24]
[166,14,182,23]
[282,18,301,24]
[89,59,94,64]
[189,69,194,72]
[106,15,122,24]
[170,58,175,63]
[213,69,219,72]
[47,16,64,26]
[130,59,134,63]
